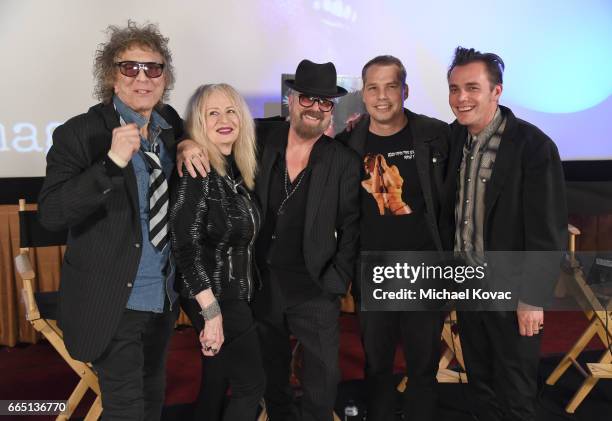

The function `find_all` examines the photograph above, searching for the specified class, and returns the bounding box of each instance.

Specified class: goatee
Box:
[292,111,327,139]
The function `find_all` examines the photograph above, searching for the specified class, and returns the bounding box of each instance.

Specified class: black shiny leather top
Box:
[170,166,261,301]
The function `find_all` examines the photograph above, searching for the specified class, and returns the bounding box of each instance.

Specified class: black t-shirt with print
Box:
[360,124,436,251]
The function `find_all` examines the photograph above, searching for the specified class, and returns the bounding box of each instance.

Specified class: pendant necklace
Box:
[277,166,306,215]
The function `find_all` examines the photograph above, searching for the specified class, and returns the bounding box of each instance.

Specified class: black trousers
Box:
[253,276,341,421]
[358,310,443,421]
[457,311,541,421]
[182,297,265,421]
[92,303,178,421]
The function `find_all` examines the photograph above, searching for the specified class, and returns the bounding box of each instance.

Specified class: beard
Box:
[291,109,329,139]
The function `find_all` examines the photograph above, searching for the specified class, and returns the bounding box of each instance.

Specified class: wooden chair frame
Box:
[396,310,467,393]
[546,224,612,413]
[15,199,102,421]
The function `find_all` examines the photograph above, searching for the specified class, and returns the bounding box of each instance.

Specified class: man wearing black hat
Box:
[252,59,361,421]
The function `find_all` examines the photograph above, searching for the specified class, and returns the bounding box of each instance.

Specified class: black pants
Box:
[92,304,178,421]
[253,278,341,421]
[182,297,265,421]
[358,310,443,421]
[458,311,541,421]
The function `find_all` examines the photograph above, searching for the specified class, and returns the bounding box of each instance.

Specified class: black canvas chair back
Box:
[546,224,612,413]
[15,199,101,420]
[17,208,67,320]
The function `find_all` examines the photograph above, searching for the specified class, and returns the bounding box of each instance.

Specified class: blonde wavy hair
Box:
[185,84,257,189]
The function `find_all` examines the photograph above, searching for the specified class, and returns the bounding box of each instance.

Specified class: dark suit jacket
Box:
[38,102,183,362]
[336,108,451,252]
[254,120,361,296]
[440,105,568,306]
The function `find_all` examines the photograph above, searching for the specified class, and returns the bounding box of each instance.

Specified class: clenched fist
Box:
[108,123,141,167]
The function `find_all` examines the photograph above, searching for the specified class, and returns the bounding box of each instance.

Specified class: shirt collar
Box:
[468,106,503,147]
[112,95,171,131]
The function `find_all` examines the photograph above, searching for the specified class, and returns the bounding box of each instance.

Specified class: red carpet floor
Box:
[0,311,607,420]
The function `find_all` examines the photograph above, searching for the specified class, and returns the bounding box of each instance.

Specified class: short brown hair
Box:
[93,20,175,104]
[361,55,407,85]
[447,46,505,87]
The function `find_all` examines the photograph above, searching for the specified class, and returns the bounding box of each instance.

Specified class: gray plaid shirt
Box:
[454,107,506,258]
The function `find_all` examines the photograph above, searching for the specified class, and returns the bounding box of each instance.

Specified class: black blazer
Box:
[336,108,451,252]
[38,102,183,362]
[254,121,361,296]
[440,105,568,306]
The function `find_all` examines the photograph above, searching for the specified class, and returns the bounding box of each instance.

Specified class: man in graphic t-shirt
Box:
[337,55,450,421]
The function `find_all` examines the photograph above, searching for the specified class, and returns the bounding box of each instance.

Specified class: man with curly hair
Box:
[38,21,202,420]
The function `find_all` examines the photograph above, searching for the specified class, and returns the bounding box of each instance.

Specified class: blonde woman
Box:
[170,84,263,421]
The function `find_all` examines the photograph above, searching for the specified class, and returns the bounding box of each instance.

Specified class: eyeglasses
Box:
[298,94,335,112]
[115,61,165,78]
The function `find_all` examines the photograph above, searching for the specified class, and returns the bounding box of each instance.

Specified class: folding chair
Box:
[343,290,468,389]
[14,199,102,421]
[396,310,467,393]
[545,224,612,413]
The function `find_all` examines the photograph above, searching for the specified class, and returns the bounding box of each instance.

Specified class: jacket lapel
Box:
[305,138,333,233]
[97,103,140,224]
[407,110,443,250]
[484,109,518,223]
[348,116,370,156]
[159,128,177,160]
[157,106,178,157]
[255,124,287,220]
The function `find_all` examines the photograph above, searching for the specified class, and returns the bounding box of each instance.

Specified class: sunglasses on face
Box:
[298,94,335,112]
[115,61,165,78]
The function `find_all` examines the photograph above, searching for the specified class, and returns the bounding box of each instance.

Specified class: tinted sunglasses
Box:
[115,61,165,78]
[298,94,335,112]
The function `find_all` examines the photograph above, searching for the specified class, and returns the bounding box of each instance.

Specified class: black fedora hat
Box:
[284,59,348,98]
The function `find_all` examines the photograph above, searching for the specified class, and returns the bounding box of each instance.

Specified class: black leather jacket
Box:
[170,165,261,301]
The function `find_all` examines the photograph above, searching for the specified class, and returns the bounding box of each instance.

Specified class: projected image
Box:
[0,0,610,177]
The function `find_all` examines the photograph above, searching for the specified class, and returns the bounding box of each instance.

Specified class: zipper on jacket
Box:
[222,175,258,301]
[242,196,259,301]
[227,246,234,282]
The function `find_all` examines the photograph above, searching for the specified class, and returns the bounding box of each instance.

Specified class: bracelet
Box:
[199,300,221,321]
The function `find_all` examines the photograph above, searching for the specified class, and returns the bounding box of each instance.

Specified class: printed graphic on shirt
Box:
[362,150,415,216]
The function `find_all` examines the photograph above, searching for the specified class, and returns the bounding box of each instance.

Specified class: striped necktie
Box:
[142,148,169,252]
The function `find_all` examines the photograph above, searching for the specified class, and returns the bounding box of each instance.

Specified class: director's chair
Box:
[546,224,612,413]
[396,310,467,393]
[14,199,102,420]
